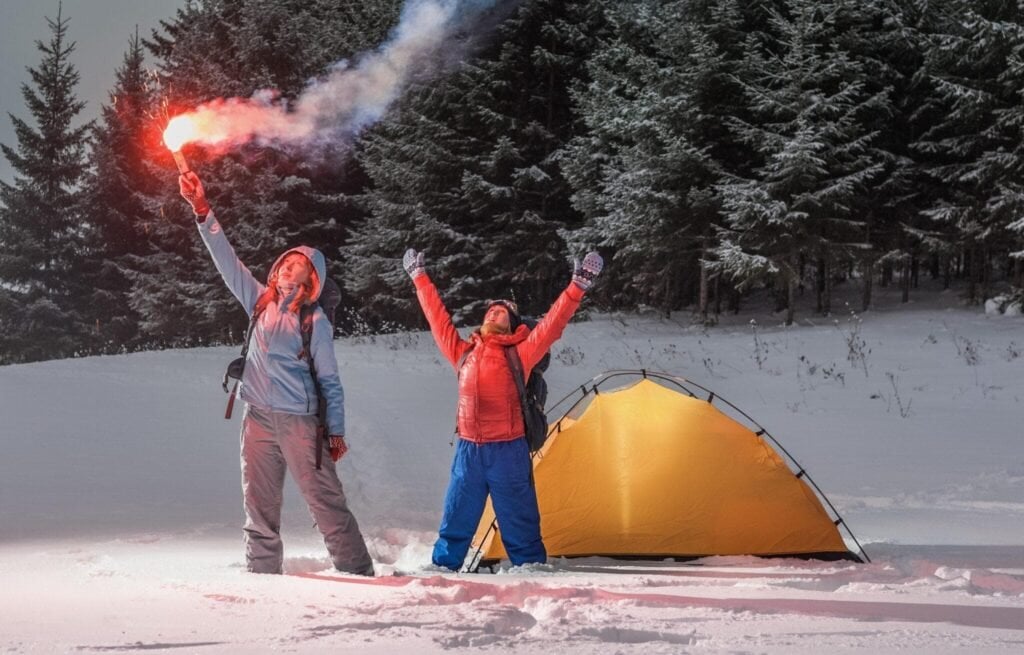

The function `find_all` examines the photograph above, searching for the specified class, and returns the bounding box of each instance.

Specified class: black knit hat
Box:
[486,299,521,330]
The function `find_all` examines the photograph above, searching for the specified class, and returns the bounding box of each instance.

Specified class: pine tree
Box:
[231,0,404,94]
[561,0,755,321]
[837,0,927,310]
[0,6,92,363]
[345,0,605,327]
[345,82,481,327]
[82,30,163,351]
[960,3,1024,293]
[912,0,1023,303]
[716,0,890,324]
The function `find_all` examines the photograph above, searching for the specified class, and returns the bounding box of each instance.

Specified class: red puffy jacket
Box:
[414,275,585,443]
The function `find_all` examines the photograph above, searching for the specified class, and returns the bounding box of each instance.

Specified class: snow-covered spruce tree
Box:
[912,0,1024,303]
[346,0,605,327]
[130,0,401,345]
[829,0,936,309]
[230,0,403,94]
[458,0,609,316]
[716,0,890,325]
[819,0,922,310]
[0,7,92,363]
[81,31,163,353]
[969,4,1024,293]
[561,0,757,322]
[345,82,481,328]
[127,0,257,345]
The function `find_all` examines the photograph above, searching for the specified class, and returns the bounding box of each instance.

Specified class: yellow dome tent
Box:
[469,371,866,570]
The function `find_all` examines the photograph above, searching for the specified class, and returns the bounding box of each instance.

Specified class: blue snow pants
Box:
[432,437,545,570]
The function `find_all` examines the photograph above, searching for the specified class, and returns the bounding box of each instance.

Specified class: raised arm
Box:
[517,252,604,374]
[181,172,265,315]
[404,248,470,369]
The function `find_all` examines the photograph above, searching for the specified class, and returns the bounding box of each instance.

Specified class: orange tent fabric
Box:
[471,378,852,562]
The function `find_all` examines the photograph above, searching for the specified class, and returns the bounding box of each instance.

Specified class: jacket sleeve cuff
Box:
[195,209,216,229]
[413,273,432,290]
[566,281,586,302]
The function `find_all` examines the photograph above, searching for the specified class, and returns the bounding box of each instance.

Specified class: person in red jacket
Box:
[403,248,603,570]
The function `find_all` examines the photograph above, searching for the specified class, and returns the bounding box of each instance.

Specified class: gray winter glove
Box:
[403,248,426,280]
[572,251,604,291]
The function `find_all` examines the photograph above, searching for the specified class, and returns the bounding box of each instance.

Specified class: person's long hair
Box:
[254,266,319,316]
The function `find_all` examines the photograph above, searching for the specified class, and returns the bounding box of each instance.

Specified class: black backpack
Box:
[505,317,551,453]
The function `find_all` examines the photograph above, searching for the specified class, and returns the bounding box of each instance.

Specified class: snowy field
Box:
[2,282,1023,653]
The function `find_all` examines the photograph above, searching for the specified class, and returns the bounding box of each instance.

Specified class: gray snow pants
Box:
[240,405,373,575]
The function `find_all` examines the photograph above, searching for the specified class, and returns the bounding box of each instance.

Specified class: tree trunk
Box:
[774,281,788,313]
[784,252,798,325]
[981,245,991,301]
[698,244,709,324]
[881,260,892,287]
[943,254,952,290]
[786,274,797,326]
[823,255,832,316]
[1015,257,1023,288]
[662,268,674,319]
[862,259,873,312]
[968,243,979,304]
[729,285,741,314]
[901,254,911,303]
[911,255,920,289]
[798,253,807,296]
[815,256,825,314]
[713,273,722,316]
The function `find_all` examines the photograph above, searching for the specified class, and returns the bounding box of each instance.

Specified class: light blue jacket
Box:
[197,212,345,435]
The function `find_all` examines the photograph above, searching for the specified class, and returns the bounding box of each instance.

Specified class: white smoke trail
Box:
[173,0,503,151]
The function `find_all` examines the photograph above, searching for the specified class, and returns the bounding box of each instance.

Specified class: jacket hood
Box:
[268,246,326,303]
[470,323,530,348]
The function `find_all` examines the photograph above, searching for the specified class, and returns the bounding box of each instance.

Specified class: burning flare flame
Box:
[163,115,197,152]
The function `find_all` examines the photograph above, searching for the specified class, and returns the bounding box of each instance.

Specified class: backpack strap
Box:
[504,346,530,425]
[223,297,269,419]
[235,291,275,381]
[299,304,315,362]
[504,346,540,477]
[300,305,327,470]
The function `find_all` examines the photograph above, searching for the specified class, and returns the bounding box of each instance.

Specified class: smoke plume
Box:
[170,0,511,153]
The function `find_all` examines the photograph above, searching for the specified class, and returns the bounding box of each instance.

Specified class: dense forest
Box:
[2,0,1023,364]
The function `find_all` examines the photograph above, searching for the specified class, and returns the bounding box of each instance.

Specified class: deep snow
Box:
[2,283,1023,653]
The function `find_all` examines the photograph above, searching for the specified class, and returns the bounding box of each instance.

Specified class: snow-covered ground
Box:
[2,283,1023,653]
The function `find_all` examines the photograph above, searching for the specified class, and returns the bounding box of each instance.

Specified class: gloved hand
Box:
[329,435,348,462]
[572,251,604,291]
[403,248,426,280]
[179,171,210,218]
